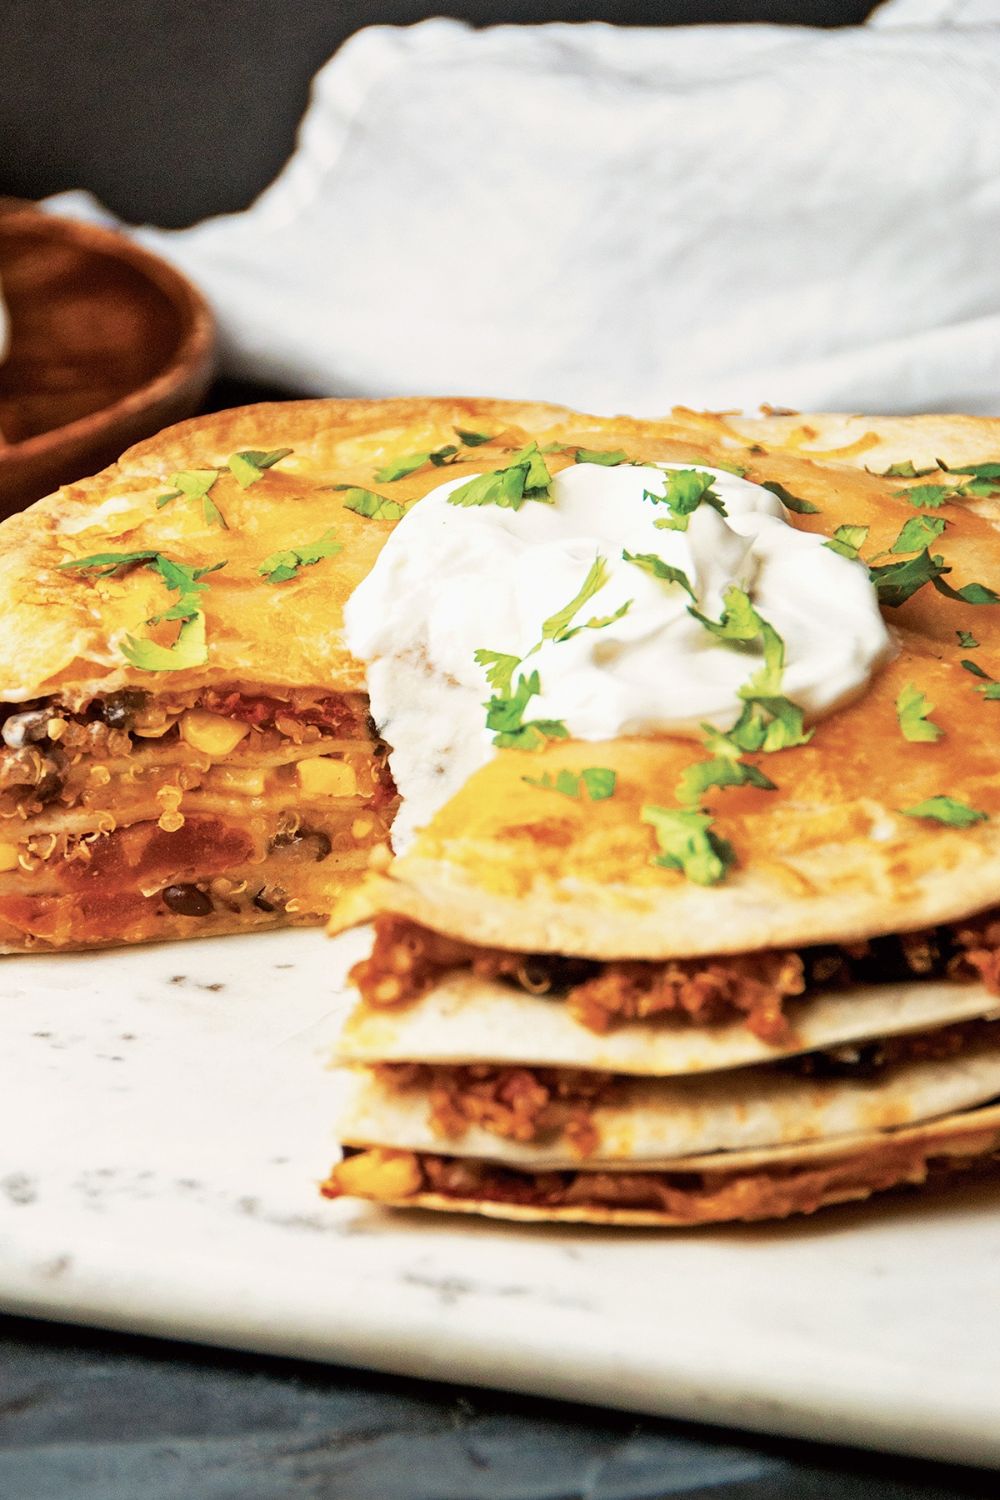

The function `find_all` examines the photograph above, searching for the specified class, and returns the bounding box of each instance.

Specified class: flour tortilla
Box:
[383,1103,1000,1227]
[336,972,1000,1076]
[338,1025,1000,1169]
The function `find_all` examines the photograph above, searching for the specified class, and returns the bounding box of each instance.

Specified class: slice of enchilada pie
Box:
[1,395,636,951]
[322,408,1000,1224]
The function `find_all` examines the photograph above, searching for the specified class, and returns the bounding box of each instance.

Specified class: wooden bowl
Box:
[0,203,215,518]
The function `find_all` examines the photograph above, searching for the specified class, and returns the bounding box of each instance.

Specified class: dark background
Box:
[3,0,876,229]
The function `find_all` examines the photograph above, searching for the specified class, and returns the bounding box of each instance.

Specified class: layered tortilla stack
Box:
[323,408,1000,1225]
[0,398,567,950]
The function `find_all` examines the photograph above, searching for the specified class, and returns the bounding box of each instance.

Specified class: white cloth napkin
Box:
[48,0,1000,415]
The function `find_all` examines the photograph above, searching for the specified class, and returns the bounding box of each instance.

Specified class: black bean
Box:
[271,826,332,862]
[97,690,147,731]
[162,884,213,918]
[2,709,54,749]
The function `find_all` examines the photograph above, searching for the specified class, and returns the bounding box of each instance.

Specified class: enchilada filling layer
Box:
[322,1135,1000,1224]
[354,913,1000,1046]
[0,687,395,949]
[368,1019,996,1155]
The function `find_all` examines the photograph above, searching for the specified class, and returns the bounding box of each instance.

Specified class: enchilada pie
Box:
[320,404,1000,1225]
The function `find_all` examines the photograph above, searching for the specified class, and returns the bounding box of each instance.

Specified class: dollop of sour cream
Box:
[345,461,894,848]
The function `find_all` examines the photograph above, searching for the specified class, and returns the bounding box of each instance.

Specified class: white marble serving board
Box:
[1,928,999,1468]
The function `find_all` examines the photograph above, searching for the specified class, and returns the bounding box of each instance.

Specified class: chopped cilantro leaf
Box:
[877,461,936,479]
[823,524,869,560]
[375,445,458,482]
[523,766,617,801]
[896,682,943,743]
[59,550,225,671]
[258,530,342,584]
[958,630,980,648]
[484,669,568,751]
[898,484,956,509]
[902,796,988,828]
[959,658,1000,699]
[939,460,1000,482]
[157,469,227,529]
[474,649,521,695]
[340,487,406,521]
[761,480,821,514]
[689,586,785,698]
[447,442,554,511]
[641,804,735,886]
[574,448,629,466]
[622,549,696,600]
[557,600,632,642]
[932,574,1000,606]
[541,556,611,643]
[122,613,207,672]
[455,428,495,447]
[889,515,947,554]
[646,469,726,532]
[228,448,293,488]
[724,696,813,753]
[676,752,776,806]
[868,549,950,607]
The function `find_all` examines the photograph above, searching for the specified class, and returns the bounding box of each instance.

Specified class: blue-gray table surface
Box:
[0,1315,994,1500]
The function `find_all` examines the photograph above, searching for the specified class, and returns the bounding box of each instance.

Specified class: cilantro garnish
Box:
[896,683,943,743]
[522,767,617,801]
[484,669,568,751]
[375,445,459,482]
[474,649,521,696]
[574,448,630,467]
[727,696,814,752]
[938,460,1000,497]
[933,574,1000,605]
[228,448,293,489]
[58,550,225,671]
[622,549,696,600]
[676,733,776,806]
[540,556,614,643]
[902,796,988,828]
[959,659,1000,699]
[689,586,785,697]
[897,484,955,509]
[340,487,406,521]
[258,530,342,584]
[455,428,495,447]
[447,442,554,510]
[868,549,949,606]
[958,630,980,648]
[877,461,936,479]
[641,804,735,886]
[867,549,998,608]
[889,515,947,553]
[645,469,727,532]
[760,480,821,515]
[823,524,869,560]
[157,469,227,529]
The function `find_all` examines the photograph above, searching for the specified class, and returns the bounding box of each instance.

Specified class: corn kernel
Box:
[328,1149,422,1201]
[297,758,357,798]
[180,709,251,757]
[352,816,374,840]
[213,766,267,796]
[0,842,21,873]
